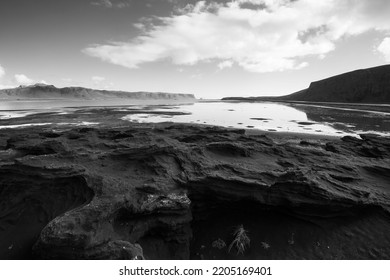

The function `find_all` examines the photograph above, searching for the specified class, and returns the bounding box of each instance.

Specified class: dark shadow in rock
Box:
[112,194,192,260]
[206,142,251,157]
[0,173,94,259]
[188,185,390,260]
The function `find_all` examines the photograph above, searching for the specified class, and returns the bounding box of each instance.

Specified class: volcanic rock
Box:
[1,124,390,259]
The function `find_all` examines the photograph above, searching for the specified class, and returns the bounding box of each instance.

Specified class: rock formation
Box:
[223,64,390,104]
[282,64,390,103]
[1,122,390,259]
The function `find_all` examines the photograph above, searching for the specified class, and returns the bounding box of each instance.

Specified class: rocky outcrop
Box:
[281,64,390,103]
[223,64,390,104]
[0,84,196,101]
[1,123,390,259]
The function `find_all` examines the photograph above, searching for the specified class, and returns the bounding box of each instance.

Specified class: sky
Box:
[0,0,390,99]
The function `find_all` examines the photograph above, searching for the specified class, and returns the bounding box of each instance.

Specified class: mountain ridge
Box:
[0,84,196,100]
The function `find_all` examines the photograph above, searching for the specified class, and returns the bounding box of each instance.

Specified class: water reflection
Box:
[0,99,194,119]
[1,99,389,137]
[122,102,390,137]
[291,104,390,135]
[0,99,194,111]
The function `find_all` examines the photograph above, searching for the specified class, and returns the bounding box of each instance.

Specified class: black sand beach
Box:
[1,107,390,260]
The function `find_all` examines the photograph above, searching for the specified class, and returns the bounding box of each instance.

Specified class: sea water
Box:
[1,100,389,137]
[122,101,390,137]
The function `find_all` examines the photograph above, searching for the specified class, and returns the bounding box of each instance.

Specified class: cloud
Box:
[0,67,48,89]
[0,64,5,79]
[0,64,10,89]
[84,0,390,73]
[91,0,131,8]
[92,76,106,86]
[0,84,14,90]
[14,74,35,85]
[92,76,106,83]
[218,60,233,69]
[91,76,114,89]
[14,74,47,86]
[378,37,390,62]
[92,0,112,8]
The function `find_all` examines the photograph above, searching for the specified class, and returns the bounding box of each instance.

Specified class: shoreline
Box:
[220,99,390,114]
[1,99,389,138]
[0,119,345,141]
[0,113,379,140]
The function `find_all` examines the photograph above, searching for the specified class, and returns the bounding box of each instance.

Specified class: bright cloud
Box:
[0,66,13,89]
[0,64,5,78]
[14,74,47,86]
[0,65,13,89]
[14,74,35,85]
[0,67,48,89]
[84,0,390,73]
[378,37,390,62]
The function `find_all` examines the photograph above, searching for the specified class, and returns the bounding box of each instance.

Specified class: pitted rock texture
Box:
[1,123,390,259]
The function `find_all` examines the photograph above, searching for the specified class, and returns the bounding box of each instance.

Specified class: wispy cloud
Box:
[84,0,390,73]
[218,60,234,70]
[92,76,106,83]
[91,0,131,8]
[91,76,115,89]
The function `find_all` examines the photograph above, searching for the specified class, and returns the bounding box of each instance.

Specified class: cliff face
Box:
[283,65,390,103]
[0,84,196,100]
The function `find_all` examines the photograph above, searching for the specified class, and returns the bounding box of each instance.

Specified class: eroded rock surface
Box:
[1,124,390,259]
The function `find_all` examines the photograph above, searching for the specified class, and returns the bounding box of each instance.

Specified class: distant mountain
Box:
[223,64,390,104]
[0,84,196,100]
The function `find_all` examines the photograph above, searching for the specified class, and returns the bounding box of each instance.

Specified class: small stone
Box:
[261,242,270,250]
[212,238,226,250]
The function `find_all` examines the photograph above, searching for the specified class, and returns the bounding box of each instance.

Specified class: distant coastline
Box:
[0,84,196,101]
